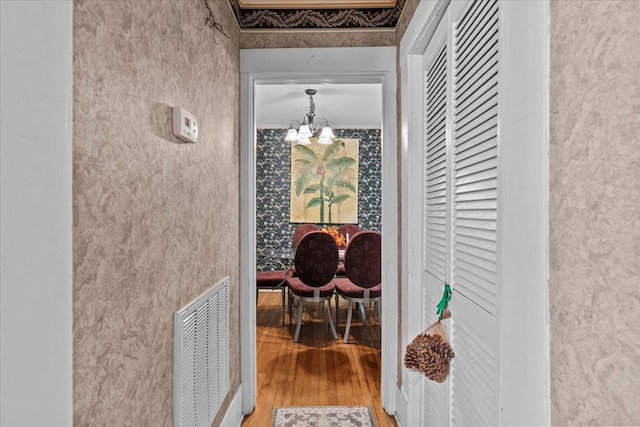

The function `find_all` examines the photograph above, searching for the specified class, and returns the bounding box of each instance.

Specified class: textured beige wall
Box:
[73,1,240,425]
[549,1,640,425]
[394,0,418,43]
[240,29,394,48]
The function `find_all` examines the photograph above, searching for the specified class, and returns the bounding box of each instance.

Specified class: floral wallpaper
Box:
[256,128,382,260]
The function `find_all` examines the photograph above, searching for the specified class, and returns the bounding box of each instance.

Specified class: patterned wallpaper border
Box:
[228,0,406,29]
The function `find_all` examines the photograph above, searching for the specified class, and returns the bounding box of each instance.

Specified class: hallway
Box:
[242,291,396,426]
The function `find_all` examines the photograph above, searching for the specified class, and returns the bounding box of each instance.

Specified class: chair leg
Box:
[280,287,286,326]
[288,292,293,325]
[359,302,367,325]
[327,298,338,340]
[343,300,353,344]
[293,299,304,342]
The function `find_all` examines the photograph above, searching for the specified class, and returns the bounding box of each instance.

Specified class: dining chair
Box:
[292,223,319,249]
[285,231,339,343]
[256,254,288,325]
[336,226,360,277]
[285,223,320,322]
[334,231,382,344]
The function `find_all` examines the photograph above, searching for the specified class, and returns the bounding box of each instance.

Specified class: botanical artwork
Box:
[290,138,359,224]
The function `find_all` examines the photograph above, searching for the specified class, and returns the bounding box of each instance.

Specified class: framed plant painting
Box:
[290,138,359,224]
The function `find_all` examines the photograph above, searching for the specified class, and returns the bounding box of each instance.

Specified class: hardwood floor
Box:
[242,291,397,426]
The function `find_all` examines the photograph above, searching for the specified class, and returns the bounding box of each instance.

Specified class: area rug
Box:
[272,406,376,427]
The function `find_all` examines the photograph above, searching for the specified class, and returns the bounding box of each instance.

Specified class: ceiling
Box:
[228,0,406,30]
[255,83,382,129]
[239,1,395,129]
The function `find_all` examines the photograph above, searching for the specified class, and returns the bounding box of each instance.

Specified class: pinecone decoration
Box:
[404,320,454,383]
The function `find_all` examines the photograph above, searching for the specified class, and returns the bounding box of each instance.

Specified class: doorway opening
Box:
[240,47,398,417]
[246,82,385,423]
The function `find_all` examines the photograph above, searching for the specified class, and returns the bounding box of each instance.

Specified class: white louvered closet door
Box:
[421,10,450,427]
[450,0,500,425]
[420,0,501,425]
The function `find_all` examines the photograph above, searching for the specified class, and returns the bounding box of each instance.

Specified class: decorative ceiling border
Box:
[228,0,406,29]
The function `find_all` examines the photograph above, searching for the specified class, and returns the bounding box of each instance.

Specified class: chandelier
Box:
[284,88,336,145]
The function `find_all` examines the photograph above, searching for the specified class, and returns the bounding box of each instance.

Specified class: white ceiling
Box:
[255,83,382,129]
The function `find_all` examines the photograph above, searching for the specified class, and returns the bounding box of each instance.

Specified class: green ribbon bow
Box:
[435,283,451,320]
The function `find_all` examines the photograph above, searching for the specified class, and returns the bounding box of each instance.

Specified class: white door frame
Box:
[398,3,451,424]
[240,47,398,415]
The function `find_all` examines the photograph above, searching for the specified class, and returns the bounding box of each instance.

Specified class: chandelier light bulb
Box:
[285,128,300,142]
[319,126,335,140]
[298,124,312,138]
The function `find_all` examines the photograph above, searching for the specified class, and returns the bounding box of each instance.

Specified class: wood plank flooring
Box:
[242,291,397,426]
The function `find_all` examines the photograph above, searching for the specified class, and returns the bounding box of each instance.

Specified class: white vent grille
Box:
[174,277,230,427]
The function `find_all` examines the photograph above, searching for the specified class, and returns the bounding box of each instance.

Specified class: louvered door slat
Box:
[455,257,496,284]
[426,146,447,170]
[454,159,498,182]
[454,217,497,232]
[427,47,448,80]
[427,110,447,139]
[456,81,498,124]
[455,115,497,148]
[455,209,497,221]
[455,69,498,116]
[454,108,497,139]
[456,45,498,100]
[453,225,496,243]
[454,191,497,206]
[454,233,496,253]
[454,247,497,272]
[456,138,497,165]
[429,68,447,97]
[427,179,447,195]
[454,0,492,47]
[455,2,497,65]
[456,13,498,74]
[424,42,449,281]
[454,177,497,194]
[455,147,497,172]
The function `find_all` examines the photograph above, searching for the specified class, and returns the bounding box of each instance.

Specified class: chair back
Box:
[292,223,319,249]
[344,231,381,289]
[294,231,339,288]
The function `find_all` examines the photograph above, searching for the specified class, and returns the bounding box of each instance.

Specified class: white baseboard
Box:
[220,384,245,427]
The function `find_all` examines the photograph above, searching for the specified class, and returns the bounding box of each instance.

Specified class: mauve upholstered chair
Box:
[334,231,382,343]
[285,231,339,343]
[291,223,319,249]
[255,255,287,325]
